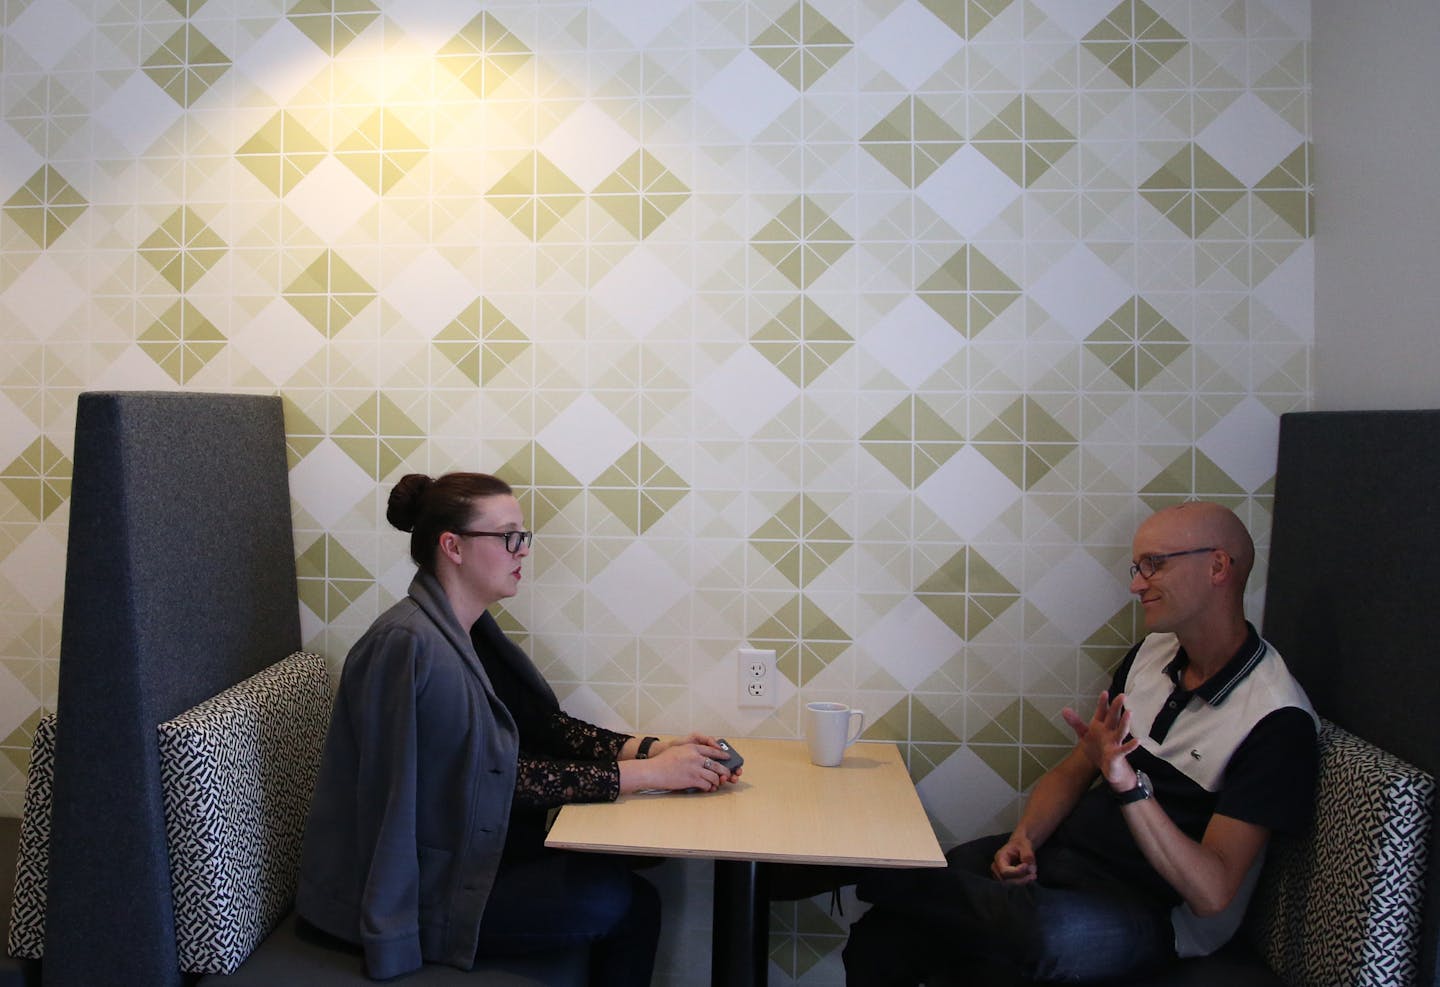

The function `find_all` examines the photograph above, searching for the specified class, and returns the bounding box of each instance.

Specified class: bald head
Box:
[1143,501,1255,593]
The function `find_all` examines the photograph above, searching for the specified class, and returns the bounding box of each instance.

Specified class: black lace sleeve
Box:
[529,709,632,761]
[513,753,621,807]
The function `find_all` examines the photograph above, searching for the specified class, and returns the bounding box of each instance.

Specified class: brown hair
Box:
[387,472,514,573]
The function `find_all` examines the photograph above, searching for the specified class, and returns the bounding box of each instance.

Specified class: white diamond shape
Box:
[1252,240,1313,339]
[539,101,639,192]
[590,246,690,338]
[861,295,965,388]
[537,394,635,485]
[592,0,691,46]
[918,144,1021,240]
[289,439,374,528]
[917,746,1017,837]
[234,19,328,106]
[0,394,36,467]
[861,0,962,91]
[0,120,44,197]
[385,249,477,339]
[1,527,65,611]
[231,298,325,386]
[1029,550,1129,644]
[0,663,35,743]
[1028,0,1118,39]
[696,347,799,439]
[2,255,84,341]
[286,155,376,242]
[916,445,1021,542]
[8,0,91,71]
[697,50,796,143]
[93,345,181,389]
[1196,93,1304,188]
[860,596,959,690]
[95,72,185,158]
[1029,245,1133,338]
[590,542,689,634]
[1197,398,1280,493]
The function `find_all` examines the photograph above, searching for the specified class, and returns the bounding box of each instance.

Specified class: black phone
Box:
[715,738,744,774]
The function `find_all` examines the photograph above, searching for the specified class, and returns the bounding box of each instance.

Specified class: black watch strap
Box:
[1113,769,1152,805]
[636,736,659,759]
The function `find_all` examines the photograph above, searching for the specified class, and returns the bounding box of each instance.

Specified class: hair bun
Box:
[386,474,434,533]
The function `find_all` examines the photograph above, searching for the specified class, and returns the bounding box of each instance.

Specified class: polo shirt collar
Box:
[1161,621,1267,707]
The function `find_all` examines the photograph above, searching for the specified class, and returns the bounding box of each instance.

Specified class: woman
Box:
[297,472,740,983]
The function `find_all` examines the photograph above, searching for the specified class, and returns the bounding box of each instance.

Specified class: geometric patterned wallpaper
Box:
[0,0,1311,980]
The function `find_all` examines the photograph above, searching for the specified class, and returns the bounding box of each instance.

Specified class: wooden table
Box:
[546,738,945,986]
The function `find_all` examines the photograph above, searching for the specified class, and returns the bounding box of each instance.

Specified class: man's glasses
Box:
[1129,547,1216,580]
[456,530,534,554]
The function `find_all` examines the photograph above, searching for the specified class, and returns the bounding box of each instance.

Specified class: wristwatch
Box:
[1113,769,1152,805]
[635,736,659,759]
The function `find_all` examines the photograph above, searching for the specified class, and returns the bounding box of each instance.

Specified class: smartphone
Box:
[715,738,744,774]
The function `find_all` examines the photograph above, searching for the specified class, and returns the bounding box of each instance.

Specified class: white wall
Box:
[1313,0,1440,409]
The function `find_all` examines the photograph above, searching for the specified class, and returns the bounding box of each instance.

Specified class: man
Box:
[843,502,1318,984]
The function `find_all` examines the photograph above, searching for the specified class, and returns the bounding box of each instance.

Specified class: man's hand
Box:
[990,834,1038,884]
[1060,690,1140,787]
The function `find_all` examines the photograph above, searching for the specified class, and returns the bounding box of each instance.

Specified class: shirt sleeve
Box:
[1214,706,1318,834]
[512,753,621,807]
[526,709,631,761]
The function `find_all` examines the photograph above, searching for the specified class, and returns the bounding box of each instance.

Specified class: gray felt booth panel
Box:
[45,392,300,987]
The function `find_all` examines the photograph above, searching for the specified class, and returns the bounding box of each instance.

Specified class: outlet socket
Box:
[737,647,776,708]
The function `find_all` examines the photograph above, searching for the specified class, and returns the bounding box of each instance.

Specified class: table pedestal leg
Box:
[711,860,769,987]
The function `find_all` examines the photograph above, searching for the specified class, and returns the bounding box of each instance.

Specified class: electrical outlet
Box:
[737,647,776,708]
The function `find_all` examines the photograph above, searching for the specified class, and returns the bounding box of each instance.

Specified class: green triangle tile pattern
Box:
[592,150,691,239]
[921,0,1013,39]
[143,25,231,108]
[288,0,380,57]
[973,397,1078,490]
[591,443,689,535]
[868,698,912,743]
[438,12,533,99]
[750,594,850,687]
[767,899,844,978]
[297,534,374,621]
[917,245,1021,338]
[751,495,852,588]
[969,699,1073,788]
[1140,145,1245,237]
[435,298,530,385]
[238,111,327,197]
[336,109,427,195]
[486,153,584,241]
[332,392,425,480]
[1085,296,1189,390]
[283,249,377,337]
[498,443,583,529]
[139,300,227,384]
[4,165,86,249]
[751,196,854,290]
[916,547,1020,639]
[861,395,963,488]
[751,1,852,92]
[139,207,227,292]
[1254,143,1312,236]
[1082,0,1187,88]
[1140,449,1247,508]
[751,296,853,387]
[164,0,209,15]
[973,96,1077,188]
[861,96,963,188]
[281,396,324,469]
[1083,601,1144,677]
[2,437,71,521]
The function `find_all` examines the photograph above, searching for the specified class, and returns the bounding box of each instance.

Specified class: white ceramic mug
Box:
[805,701,865,766]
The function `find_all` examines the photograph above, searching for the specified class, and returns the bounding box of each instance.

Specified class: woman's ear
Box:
[437,532,463,565]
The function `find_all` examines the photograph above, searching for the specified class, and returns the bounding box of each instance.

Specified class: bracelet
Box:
[636,736,659,759]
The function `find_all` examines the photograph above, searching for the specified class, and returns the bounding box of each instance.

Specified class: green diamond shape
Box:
[861,96,963,188]
[143,25,231,108]
[861,395,963,488]
[284,249,376,337]
[435,298,530,385]
[486,153,584,241]
[752,196,853,289]
[2,437,71,520]
[973,398,1077,489]
[751,496,851,588]
[593,150,691,238]
[288,0,380,57]
[336,109,427,194]
[592,443,689,535]
[238,111,327,196]
[921,0,1013,39]
[917,547,1020,639]
[752,1,853,91]
[1083,0,1187,88]
[752,296,853,387]
[4,165,87,248]
[139,207,227,292]
[973,96,1076,187]
[332,392,425,480]
[1254,143,1312,236]
[1140,449,1247,510]
[1085,297,1189,389]
[497,443,583,529]
[439,12,532,98]
[917,245,1020,338]
[297,534,374,620]
[750,594,849,686]
[139,300,227,384]
[1140,145,1245,237]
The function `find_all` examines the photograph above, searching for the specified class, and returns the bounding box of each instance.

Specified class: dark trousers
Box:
[476,849,660,987]
[843,834,1176,985]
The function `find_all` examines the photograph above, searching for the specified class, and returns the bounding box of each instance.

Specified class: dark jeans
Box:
[476,849,660,987]
[843,834,1176,985]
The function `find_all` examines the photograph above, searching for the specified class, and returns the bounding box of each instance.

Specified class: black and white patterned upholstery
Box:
[6,713,54,960]
[157,651,331,975]
[1248,719,1434,987]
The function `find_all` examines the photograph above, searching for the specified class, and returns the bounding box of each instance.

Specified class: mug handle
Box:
[845,709,865,747]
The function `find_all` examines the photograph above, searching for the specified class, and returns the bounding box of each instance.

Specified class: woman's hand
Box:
[617,738,742,794]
